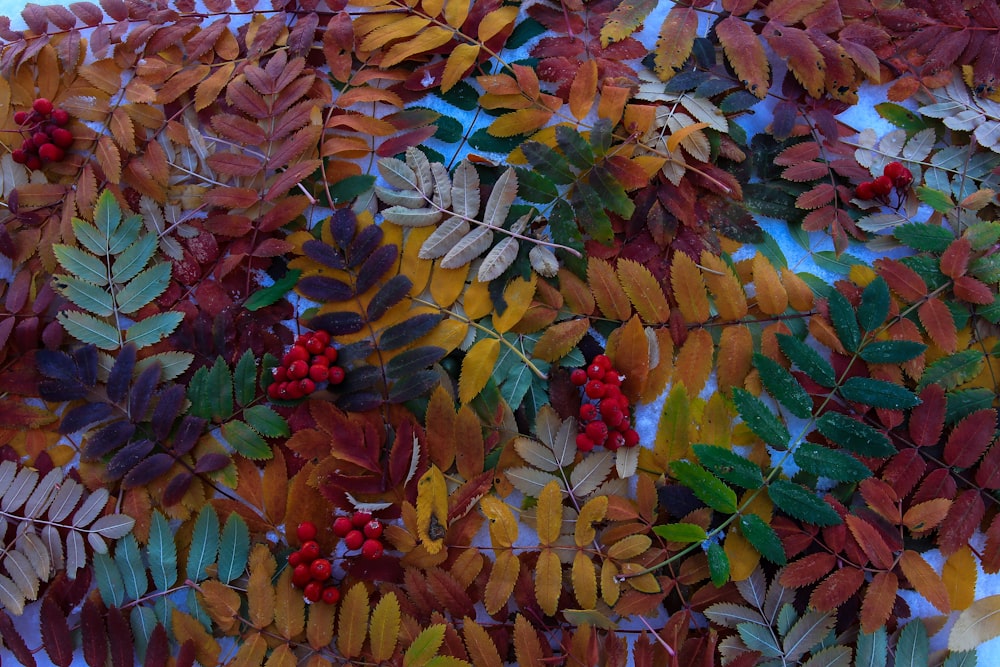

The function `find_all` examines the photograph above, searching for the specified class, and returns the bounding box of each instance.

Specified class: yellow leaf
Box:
[415,318,468,357]
[337,582,370,658]
[444,0,470,28]
[484,549,519,614]
[753,253,788,315]
[700,252,747,321]
[229,631,267,667]
[640,328,674,404]
[674,328,714,395]
[172,609,221,666]
[536,480,564,546]
[653,384,692,470]
[264,644,297,667]
[488,108,554,138]
[422,0,444,17]
[462,617,503,667]
[949,594,1000,652]
[480,496,518,548]
[198,580,242,634]
[717,324,753,393]
[533,318,590,362]
[724,525,761,581]
[306,595,336,650]
[620,562,661,593]
[441,43,480,93]
[416,465,449,555]
[274,567,306,640]
[535,548,563,616]
[361,16,431,51]
[606,315,650,401]
[400,225,435,296]
[667,121,710,153]
[431,263,469,309]
[588,258,632,321]
[608,534,652,561]
[781,268,815,311]
[513,613,544,665]
[575,496,608,547]
[459,338,500,404]
[463,279,492,319]
[717,15,770,98]
[478,5,517,41]
[569,60,598,121]
[451,548,484,590]
[899,549,950,614]
[616,258,670,324]
[572,550,598,608]
[601,559,620,606]
[493,274,536,333]
[654,6,698,81]
[944,546,977,611]
[384,26,453,67]
[369,592,402,662]
[671,251,710,323]
[558,268,596,315]
[247,543,276,629]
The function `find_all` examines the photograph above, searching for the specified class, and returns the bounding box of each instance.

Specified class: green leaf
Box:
[917,350,985,391]
[895,621,928,667]
[245,269,301,311]
[137,351,194,382]
[115,262,171,314]
[859,340,926,364]
[108,214,143,256]
[970,252,1000,284]
[522,142,575,185]
[53,244,108,285]
[221,420,272,460]
[942,652,977,667]
[548,199,584,253]
[111,234,156,285]
[187,366,212,420]
[652,523,708,543]
[732,388,790,449]
[875,102,929,132]
[404,623,446,667]
[243,405,289,438]
[58,310,120,349]
[855,628,887,667]
[857,277,889,332]
[569,185,612,245]
[93,552,125,607]
[329,174,376,204]
[590,166,634,218]
[125,312,183,349]
[114,534,147,603]
[812,251,864,275]
[555,125,595,169]
[966,221,1000,251]
[513,167,558,203]
[692,444,764,489]
[233,350,257,408]
[839,377,920,409]
[93,190,122,244]
[217,512,249,584]
[707,541,729,587]
[777,334,836,387]
[72,218,107,256]
[739,514,786,564]
[753,353,812,419]
[669,461,738,514]
[826,289,860,352]
[54,274,114,316]
[915,186,954,213]
[738,622,782,657]
[186,506,220,583]
[893,223,954,252]
[148,510,178,591]
[815,412,895,457]
[768,480,841,526]
[130,606,158,664]
[793,443,871,482]
[207,356,234,421]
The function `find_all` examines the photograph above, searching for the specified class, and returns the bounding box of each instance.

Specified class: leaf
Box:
[794,443,870,483]
[653,6,697,79]
[186,506,219,582]
[653,523,708,543]
[671,252,710,323]
[148,510,177,591]
[783,610,834,663]
[440,227,493,269]
[513,614,544,666]
[896,620,928,667]
[478,236,519,282]
[918,350,984,391]
[217,512,249,584]
[716,16,769,97]
[899,550,950,613]
[616,258,670,324]
[856,629,888,667]
[369,592,401,662]
[732,388,790,449]
[839,377,920,410]
[416,465,449,555]
[857,277,890,332]
[754,353,811,419]
[172,610,220,667]
[337,582,369,659]
[483,548,519,615]
[918,297,958,353]
[816,412,894,457]
[694,444,764,489]
[535,548,562,617]
[826,289,860,352]
[533,318,589,362]
[589,258,632,321]
[459,338,500,404]
[739,514,786,565]
[125,312,183,349]
[769,481,841,526]
[115,262,171,314]
[670,461,738,514]
[462,619,503,667]
[570,450,614,497]
[58,311,120,350]
[777,333,836,387]
[949,594,1000,651]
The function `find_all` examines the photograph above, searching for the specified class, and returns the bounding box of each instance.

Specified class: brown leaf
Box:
[96,136,122,184]
[533,318,590,362]
[673,328,714,395]
[425,385,457,471]
[781,553,837,588]
[875,258,927,302]
[763,23,824,97]
[462,618,503,667]
[454,405,484,480]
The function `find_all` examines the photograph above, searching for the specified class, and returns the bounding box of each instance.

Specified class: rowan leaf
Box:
[535,548,562,616]
[732,388,790,449]
[483,549,518,614]
[670,460,738,514]
[949,594,1000,651]
[671,251,710,323]
[458,338,500,404]
[616,258,670,324]
[653,6,698,80]
[589,258,632,321]
[716,16,769,98]
[769,481,841,526]
[899,550,950,613]
[416,465,449,555]
[337,582,369,659]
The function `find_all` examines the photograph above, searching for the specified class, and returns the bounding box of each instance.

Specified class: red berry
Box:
[570,368,588,386]
[21,138,35,152]
[324,346,339,362]
[579,403,597,421]
[363,520,383,539]
[600,400,620,419]
[328,366,345,385]
[309,558,332,581]
[584,380,605,399]
[303,581,323,603]
[305,335,325,355]
[606,431,625,451]
[585,420,608,445]
[288,359,308,380]
[38,143,63,163]
[322,586,340,605]
[300,540,320,562]
[310,354,330,368]
[10,149,26,164]
[13,111,28,125]
[32,98,53,115]
[50,128,73,148]
[299,378,316,394]
[344,529,364,551]
[285,381,304,400]
[624,428,640,447]
[604,370,622,386]
[886,162,913,188]
[575,433,595,452]
[855,182,875,200]
[313,330,330,346]
[288,551,302,567]
[309,364,329,382]
[51,108,69,126]
[332,516,353,537]
[273,365,288,381]
[292,563,311,588]
[296,521,317,542]
[361,539,383,560]
[288,345,310,362]
[25,156,41,171]
[872,175,893,196]
[587,364,604,380]
[32,132,50,147]
[593,354,611,370]
[351,511,372,528]
[295,333,310,347]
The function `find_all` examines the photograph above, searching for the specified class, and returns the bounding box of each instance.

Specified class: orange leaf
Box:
[588,258,632,321]
[717,324,753,393]
[488,108,553,138]
[533,318,590,362]
[606,315,650,401]
[902,498,952,533]
[875,258,927,302]
[454,404,485,480]
[700,252,747,321]
[195,62,235,111]
[640,328,674,404]
[559,268,596,315]
[569,60,597,121]
[763,24,824,97]
[953,276,994,304]
[943,546,977,611]
[247,544,276,629]
[781,269,814,311]
[810,567,865,612]
[674,328,714,395]
[198,580,241,634]
[809,314,847,355]
[478,5,517,41]
[513,613,545,665]
[653,6,698,81]
[670,251,710,324]
[382,26,452,67]
[171,610,221,666]
[617,258,671,324]
[716,16,769,98]
[781,553,837,588]
[459,338,500,404]
[425,386,457,471]
[535,548,562,616]
[939,237,971,279]
[462,618,503,667]
[845,515,894,569]
[96,135,122,184]
[484,549,519,614]
[899,549,950,613]
[918,297,958,353]
[860,571,898,633]
[753,253,788,315]
[493,275,536,333]
[204,186,259,209]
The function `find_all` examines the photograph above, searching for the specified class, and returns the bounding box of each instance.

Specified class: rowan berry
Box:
[309,364,329,382]
[303,581,323,603]
[10,149,26,164]
[872,175,893,196]
[361,539,383,560]
[363,520,383,539]
[51,108,70,126]
[604,371,622,386]
[51,128,73,149]
[13,111,27,125]
[32,98,53,115]
[328,366,345,385]
[584,380,606,399]
[593,354,611,370]
[344,529,364,551]
[585,420,608,445]
[587,363,604,380]
[351,511,372,528]
[333,516,353,537]
[305,335,326,355]
[624,428,640,447]
[324,346,339,363]
[855,182,875,200]
[322,586,340,604]
[25,156,41,171]
[606,432,626,451]
[300,540,320,562]
[575,434,595,452]
[309,558,332,581]
[288,345,310,362]
[288,551,302,567]
[273,365,288,381]
[38,144,63,163]
[298,378,316,395]
[291,564,311,588]
[570,368,588,386]
[287,360,308,380]
[32,132,49,147]
[579,403,597,421]
[310,354,329,368]
[296,521,317,542]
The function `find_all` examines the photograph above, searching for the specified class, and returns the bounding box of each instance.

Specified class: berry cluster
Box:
[855,161,913,201]
[333,511,385,560]
[570,354,640,452]
[268,330,345,400]
[288,522,342,604]
[11,98,73,170]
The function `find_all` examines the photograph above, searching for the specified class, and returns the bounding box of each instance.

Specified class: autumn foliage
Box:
[1,0,1000,664]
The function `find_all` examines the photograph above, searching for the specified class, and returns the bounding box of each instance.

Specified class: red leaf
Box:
[0,609,36,667]
[953,276,994,304]
[909,384,946,447]
[845,515,895,569]
[203,186,260,209]
[780,552,837,587]
[880,449,926,498]
[918,297,957,353]
[795,183,836,209]
[983,513,1000,574]
[940,238,971,278]
[775,141,820,166]
[810,566,865,612]
[448,471,493,523]
[875,258,927,302]
[976,442,1000,490]
[944,409,996,468]
[41,596,73,667]
[859,478,900,524]
[860,571,898,633]
[913,468,957,505]
[938,490,985,557]
[144,624,170,667]
[81,598,108,667]
[107,606,135,667]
